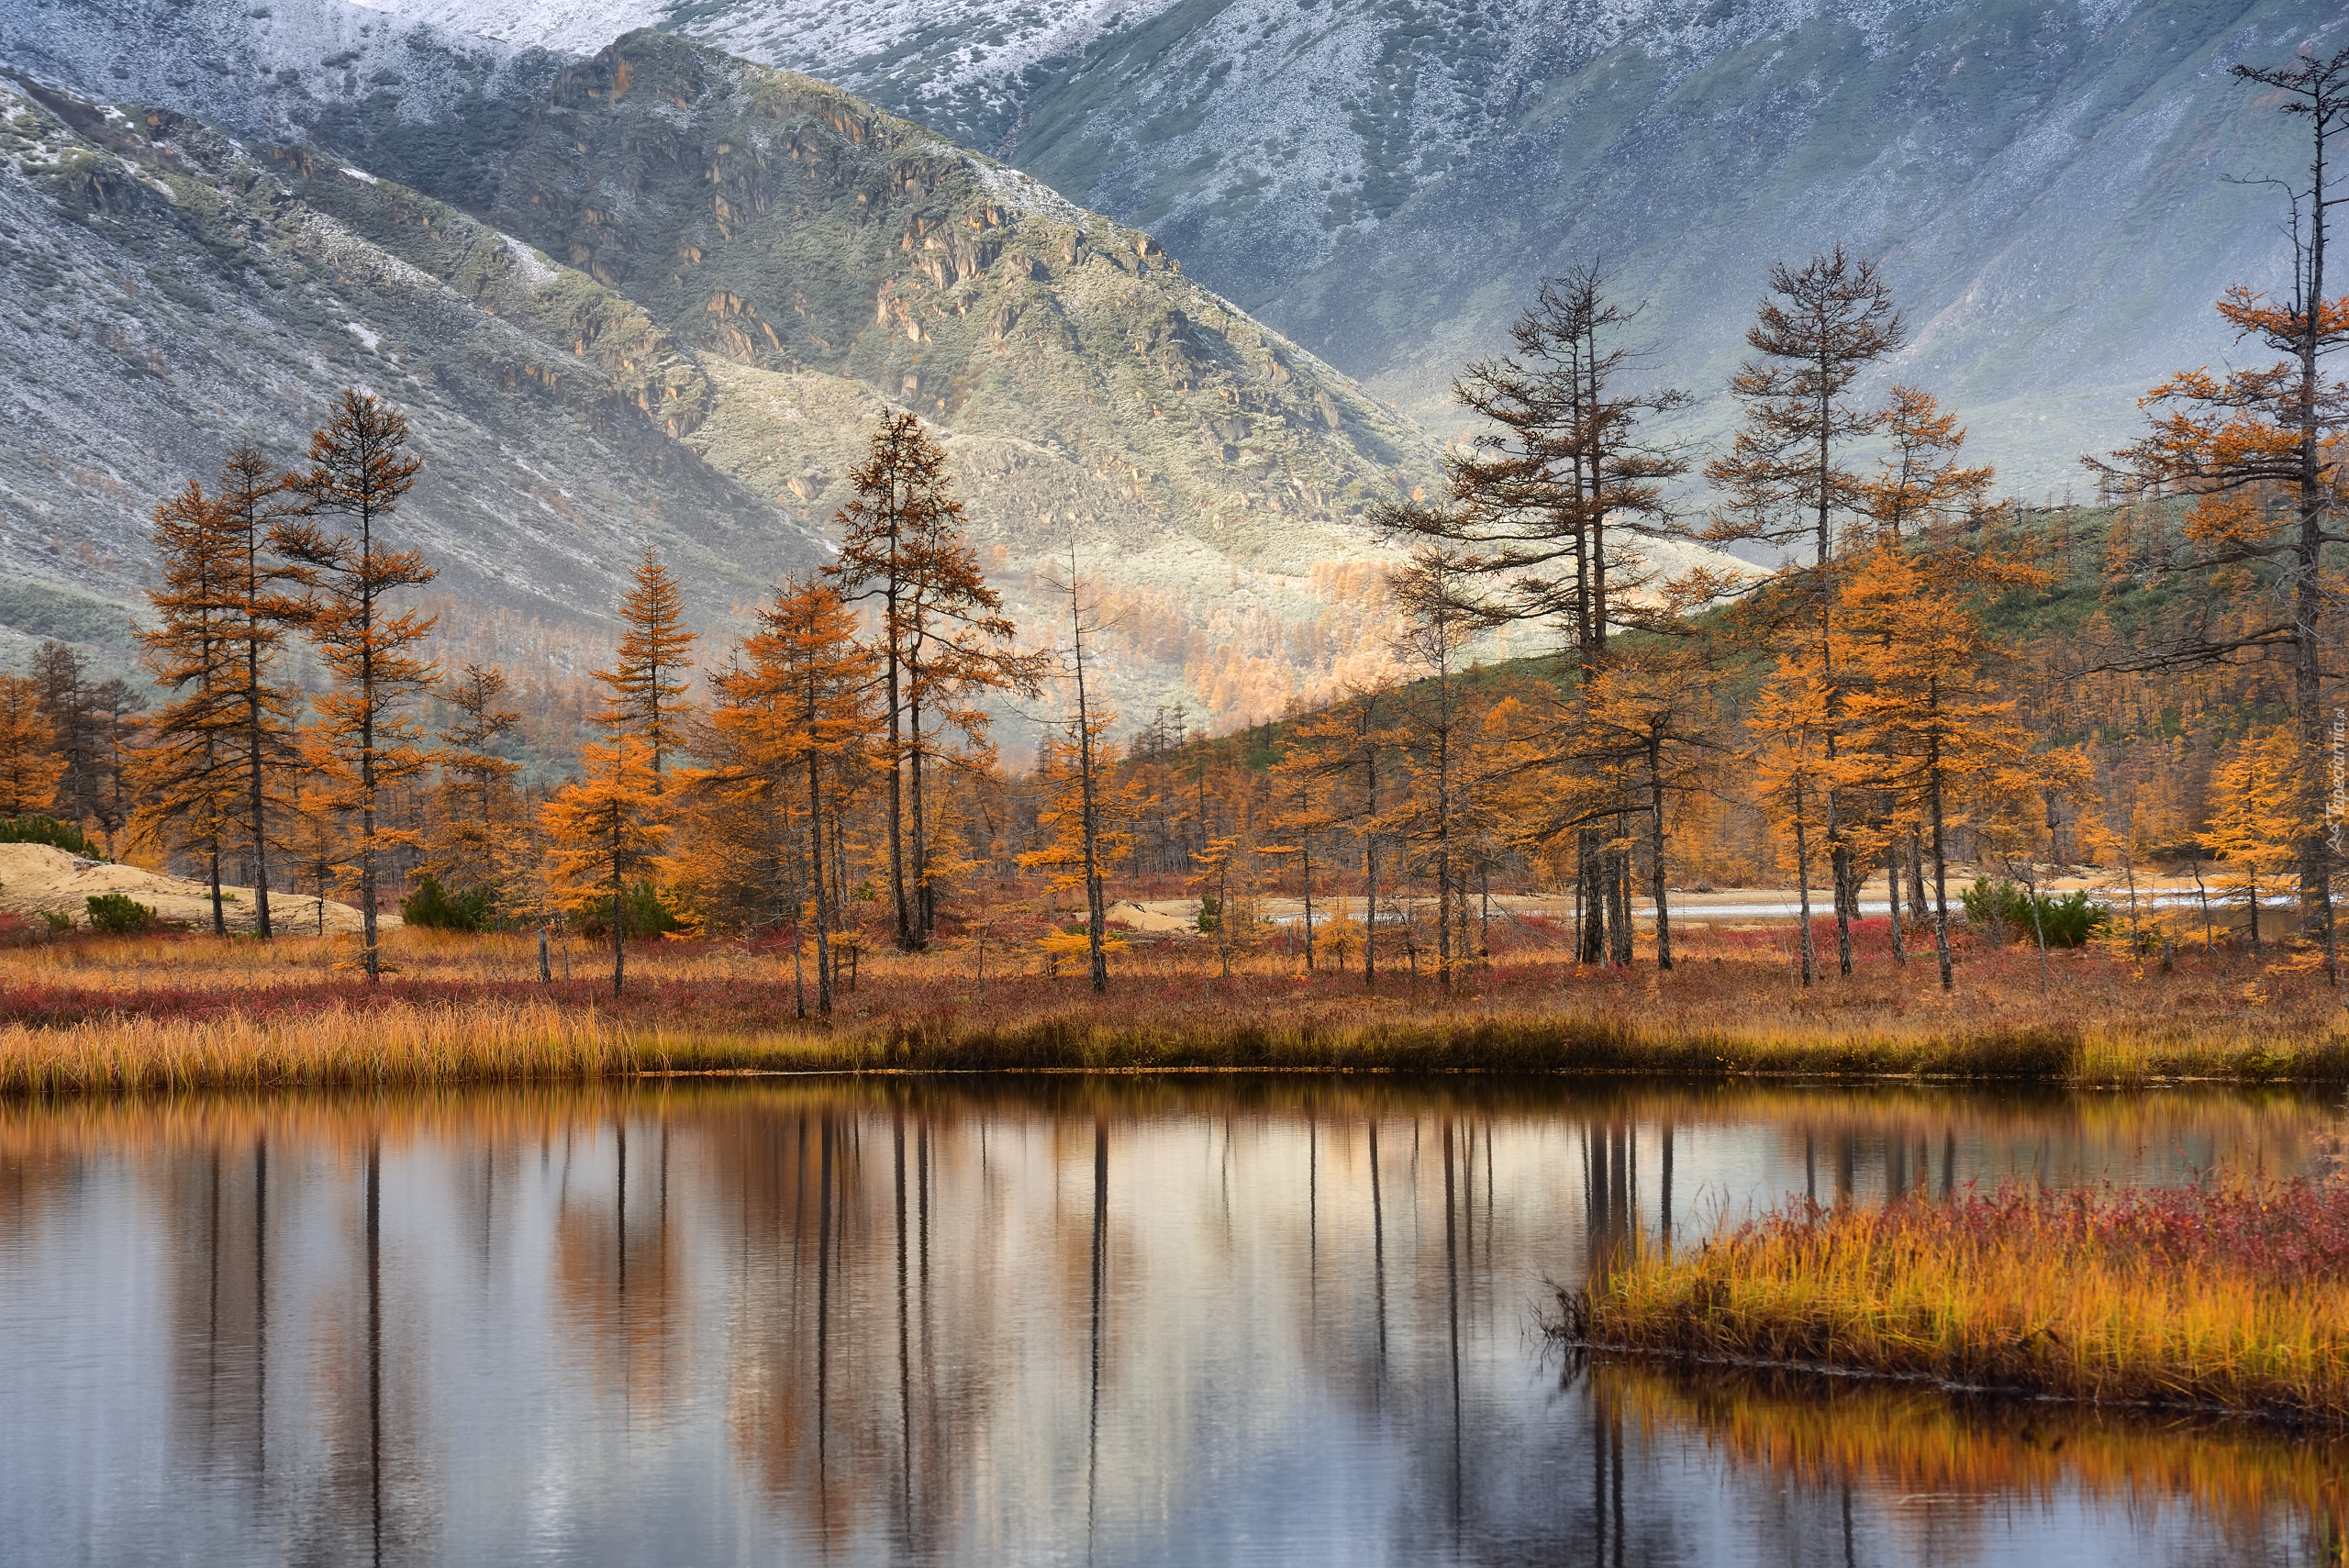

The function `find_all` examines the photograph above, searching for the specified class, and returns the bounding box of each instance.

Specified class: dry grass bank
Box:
[2,917,2346,1094]
[1567,1178,2349,1429]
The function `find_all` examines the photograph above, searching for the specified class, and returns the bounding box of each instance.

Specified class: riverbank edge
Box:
[6,1003,2349,1095]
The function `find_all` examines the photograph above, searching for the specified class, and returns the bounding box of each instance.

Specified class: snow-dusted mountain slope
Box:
[0,18,1553,728]
[272,0,2332,495]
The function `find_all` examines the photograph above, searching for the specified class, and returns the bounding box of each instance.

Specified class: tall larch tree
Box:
[216,448,305,936]
[1374,265,1700,962]
[2097,45,2349,944]
[272,389,436,980]
[419,662,525,924]
[890,462,1045,947]
[827,411,938,951]
[1707,246,1906,977]
[0,673,64,817]
[137,479,241,932]
[594,549,696,776]
[708,574,877,1016]
[1379,548,1484,989]
[1835,544,2035,992]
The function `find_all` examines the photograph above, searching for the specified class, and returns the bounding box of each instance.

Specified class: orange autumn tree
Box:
[272,390,436,979]
[828,412,1039,950]
[1706,246,1908,976]
[699,574,877,1016]
[1750,654,1836,986]
[594,549,696,776]
[1835,544,2036,993]
[0,673,63,817]
[2097,45,2349,945]
[541,735,668,995]
[2199,728,2301,950]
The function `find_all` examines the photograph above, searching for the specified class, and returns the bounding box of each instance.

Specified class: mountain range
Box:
[313,0,2324,490]
[0,0,2329,740]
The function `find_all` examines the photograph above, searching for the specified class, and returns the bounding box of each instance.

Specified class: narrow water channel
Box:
[1,1079,2341,1565]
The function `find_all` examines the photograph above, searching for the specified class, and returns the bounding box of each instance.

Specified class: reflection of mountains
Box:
[2,1080,2342,1565]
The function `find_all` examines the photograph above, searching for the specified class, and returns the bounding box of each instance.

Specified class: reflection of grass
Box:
[1577,1179,2349,1428]
[6,925,2349,1094]
[1600,1360,2349,1554]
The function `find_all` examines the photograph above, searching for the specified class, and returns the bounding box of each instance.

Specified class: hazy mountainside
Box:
[0,5,1495,731]
[0,67,812,673]
[331,0,2328,496]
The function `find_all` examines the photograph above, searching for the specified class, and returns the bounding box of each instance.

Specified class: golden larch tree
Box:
[272,390,437,979]
[541,734,669,995]
[0,673,63,817]
[594,549,696,775]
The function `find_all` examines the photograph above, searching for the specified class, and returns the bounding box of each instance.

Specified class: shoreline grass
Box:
[6,923,2349,1095]
[1564,1178,2349,1430]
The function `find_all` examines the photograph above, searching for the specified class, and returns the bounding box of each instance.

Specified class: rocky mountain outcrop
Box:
[0,6,1546,731]
[303,0,2329,495]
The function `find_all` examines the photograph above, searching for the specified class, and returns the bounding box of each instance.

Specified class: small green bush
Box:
[0,816,95,856]
[573,879,683,940]
[84,893,156,934]
[400,873,495,932]
[1962,878,2110,948]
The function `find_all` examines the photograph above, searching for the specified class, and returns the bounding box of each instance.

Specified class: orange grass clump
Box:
[1575,1178,2349,1427]
[5,922,2349,1094]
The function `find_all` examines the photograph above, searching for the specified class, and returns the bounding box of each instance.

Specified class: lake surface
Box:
[3,1078,2343,1566]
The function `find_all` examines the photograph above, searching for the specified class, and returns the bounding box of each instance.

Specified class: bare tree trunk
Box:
[1886,838,1906,966]
[1793,780,1817,987]
[1647,737,1673,971]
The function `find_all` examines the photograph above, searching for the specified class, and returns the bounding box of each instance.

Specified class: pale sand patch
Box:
[0,843,379,934]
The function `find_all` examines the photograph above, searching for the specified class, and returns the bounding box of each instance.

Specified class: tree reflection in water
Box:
[0,1078,2340,1566]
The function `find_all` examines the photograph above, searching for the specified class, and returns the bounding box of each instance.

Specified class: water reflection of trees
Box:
[1608,1361,2349,1563]
[1,1081,2343,1566]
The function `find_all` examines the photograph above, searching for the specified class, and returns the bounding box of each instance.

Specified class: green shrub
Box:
[400,873,495,932]
[0,816,95,856]
[1962,878,2110,948]
[1197,894,1220,933]
[84,893,156,933]
[573,879,683,940]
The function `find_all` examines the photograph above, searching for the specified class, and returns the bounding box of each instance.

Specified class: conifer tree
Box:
[213,447,306,936]
[1751,655,1835,986]
[1835,544,2036,992]
[0,673,63,817]
[1019,549,1141,993]
[418,663,525,924]
[2097,46,2349,940]
[541,734,668,995]
[1379,548,1483,989]
[2199,728,2301,949]
[1707,246,1907,975]
[828,412,1037,949]
[1276,689,1389,984]
[1560,649,1726,971]
[272,389,436,979]
[707,574,877,1015]
[137,479,241,932]
[593,549,696,775]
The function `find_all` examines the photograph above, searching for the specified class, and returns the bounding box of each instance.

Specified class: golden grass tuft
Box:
[1575,1181,2349,1428]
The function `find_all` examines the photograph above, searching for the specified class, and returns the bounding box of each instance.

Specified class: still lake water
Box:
[2,1077,2343,1566]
